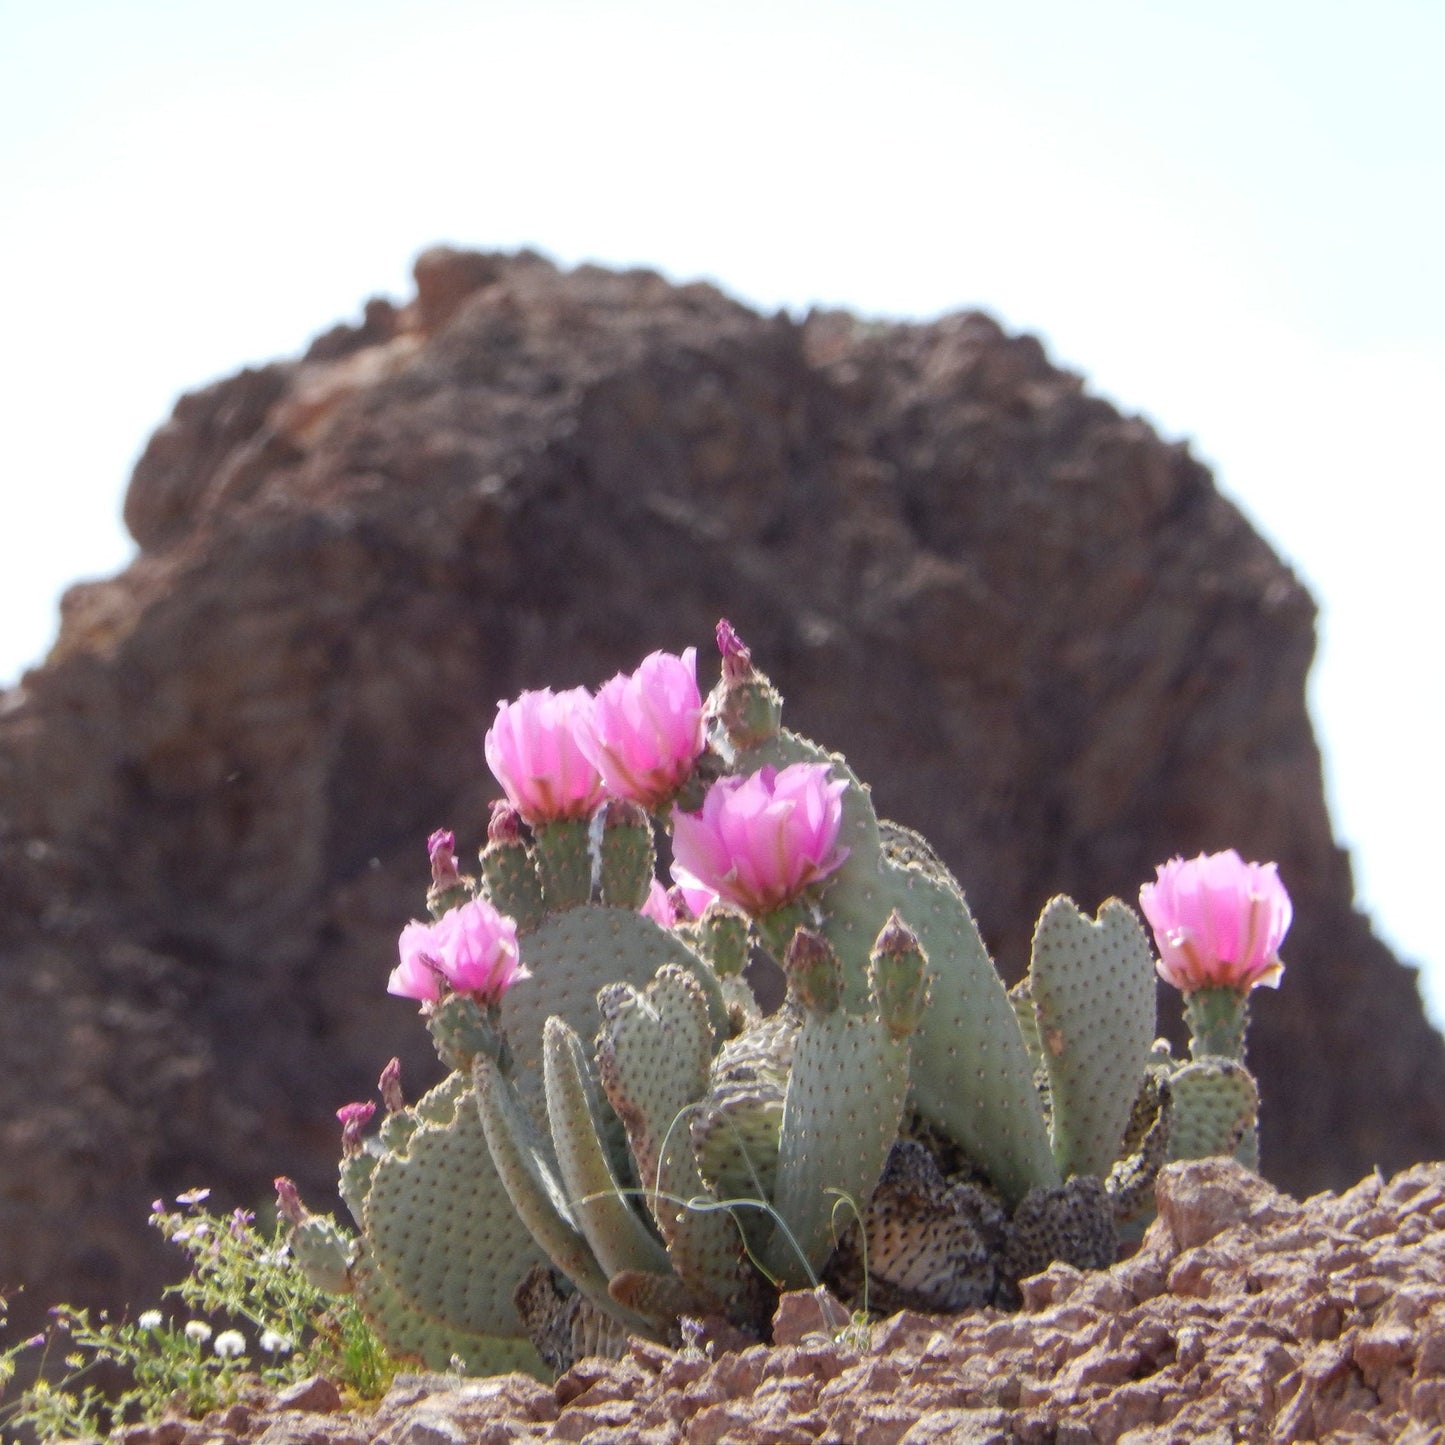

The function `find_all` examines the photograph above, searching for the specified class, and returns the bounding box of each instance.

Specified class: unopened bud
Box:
[784,926,841,1014]
[336,1101,376,1156]
[427,829,461,890]
[869,909,929,1039]
[378,1057,404,1114]
[487,799,526,845]
[716,618,754,683]
[602,798,649,831]
[709,620,782,747]
[274,1177,305,1226]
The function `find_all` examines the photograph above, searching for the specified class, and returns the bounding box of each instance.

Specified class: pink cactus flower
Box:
[484,687,605,824]
[429,897,527,1000]
[389,919,446,1003]
[1139,849,1292,994]
[389,899,526,1004]
[671,762,850,916]
[640,877,677,928]
[577,648,706,809]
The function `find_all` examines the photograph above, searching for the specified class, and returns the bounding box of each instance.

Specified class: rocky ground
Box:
[102,1159,1445,1445]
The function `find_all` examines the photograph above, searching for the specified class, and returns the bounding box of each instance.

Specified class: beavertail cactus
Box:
[284,625,1291,1376]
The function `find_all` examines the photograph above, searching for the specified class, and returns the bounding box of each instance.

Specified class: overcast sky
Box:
[3,0,1442,1020]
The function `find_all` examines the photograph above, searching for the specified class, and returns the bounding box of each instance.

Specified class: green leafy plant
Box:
[0,1189,393,1441]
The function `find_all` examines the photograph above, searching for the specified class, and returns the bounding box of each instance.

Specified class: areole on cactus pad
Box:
[280,622,1291,1378]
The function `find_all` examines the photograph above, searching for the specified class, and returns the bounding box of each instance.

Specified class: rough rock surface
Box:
[1,248,1443,1327]
[101,1159,1445,1444]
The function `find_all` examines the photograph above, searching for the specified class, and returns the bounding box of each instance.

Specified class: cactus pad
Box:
[1028,897,1157,1180]
[763,1009,912,1285]
[1166,1058,1259,1162]
[357,1072,550,1356]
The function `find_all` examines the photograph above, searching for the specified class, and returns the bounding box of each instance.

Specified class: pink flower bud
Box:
[577,649,705,809]
[487,798,526,844]
[670,763,850,916]
[337,1101,376,1155]
[484,687,605,824]
[378,1057,404,1114]
[274,1177,305,1226]
[427,829,461,891]
[716,618,753,683]
[1139,849,1292,994]
[389,920,446,1003]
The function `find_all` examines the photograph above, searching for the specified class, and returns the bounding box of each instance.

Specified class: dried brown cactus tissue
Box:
[1,247,1442,1351]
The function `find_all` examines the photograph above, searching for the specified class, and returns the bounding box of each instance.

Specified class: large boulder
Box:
[2,248,1440,1325]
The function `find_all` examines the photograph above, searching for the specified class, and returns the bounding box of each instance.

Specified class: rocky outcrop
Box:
[1,248,1442,1328]
[100,1160,1445,1443]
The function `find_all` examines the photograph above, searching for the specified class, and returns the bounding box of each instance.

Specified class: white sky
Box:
[3,0,1443,1020]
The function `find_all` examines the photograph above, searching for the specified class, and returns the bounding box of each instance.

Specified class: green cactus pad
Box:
[1008,979,1046,1079]
[693,904,752,978]
[339,1146,382,1224]
[474,1053,654,1338]
[883,862,1060,1205]
[288,1214,357,1297]
[427,992,510,1074]
[1166,1058,1259,1163]
[595,966,751,1310]
[352,1240,544,1377]
[499,906,709,1113]
[532,818,594,910]
[596,965,716,1197]
[763,1010,912,1287]
[541,1016,674,1282]
[479,837,546,933]
[597,806,656,910]
[731,728,1058,1205]
[1028,896,1157,1181]
[358,1072,550,1350]
[689,1007,797,1250]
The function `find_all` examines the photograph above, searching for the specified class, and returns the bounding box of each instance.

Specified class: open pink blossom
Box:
[389,899,526,1003]
[1139,849,1291,994]
[484,687,605,823]
[671,763,849,916]
[577,648,705,808]
[389,919,446,1002]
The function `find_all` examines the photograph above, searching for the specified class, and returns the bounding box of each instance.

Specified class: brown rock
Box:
[895,1408,1011,1445]
[1,248,1443,1328]
[274,1378,343,1414]
[770,1287,854,1346]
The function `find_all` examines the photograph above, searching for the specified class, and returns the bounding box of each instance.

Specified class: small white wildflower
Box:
[213,1329,246,1359]
[183,1320,213,1344]
[259,1329,292,1355]
[137,1310,163,1331]
[176,1188,211,1205]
